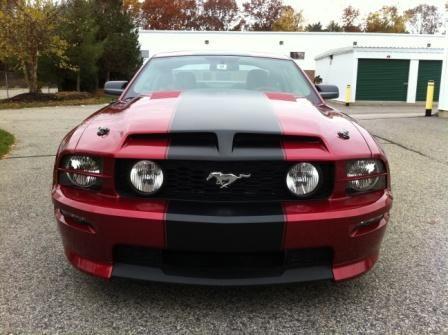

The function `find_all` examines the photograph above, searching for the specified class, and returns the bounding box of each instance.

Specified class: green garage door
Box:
[416,60,442,101]
[356,59,410,101]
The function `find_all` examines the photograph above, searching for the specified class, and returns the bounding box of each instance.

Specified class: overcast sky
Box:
[267,0,447,25]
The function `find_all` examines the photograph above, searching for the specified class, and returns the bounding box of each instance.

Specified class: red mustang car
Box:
[52,51,392,285]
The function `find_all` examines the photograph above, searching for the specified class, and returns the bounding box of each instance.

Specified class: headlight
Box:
[286,163,320,196]
[346,159,385,192]
[130,160,164,195]
[64,155,101,188]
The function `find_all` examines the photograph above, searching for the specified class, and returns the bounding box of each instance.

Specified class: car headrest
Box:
[246,69,269,90]
[157,73,174,90]
[175,71,197,89]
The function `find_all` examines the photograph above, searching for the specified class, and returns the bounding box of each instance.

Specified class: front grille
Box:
[114,246,333,279]
[116,160,334,202]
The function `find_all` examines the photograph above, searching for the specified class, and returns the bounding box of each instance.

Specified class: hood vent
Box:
[123,132,326,158]
[233,133,325,150]
[124,133,218,149]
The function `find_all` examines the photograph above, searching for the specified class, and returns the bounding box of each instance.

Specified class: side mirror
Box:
[104,81,128,96]
[316,84,339,100]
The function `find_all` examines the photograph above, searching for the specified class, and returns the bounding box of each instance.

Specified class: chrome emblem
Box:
[206,172,251,188]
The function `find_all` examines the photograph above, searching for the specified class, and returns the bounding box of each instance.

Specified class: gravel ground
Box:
[0,105,447,334]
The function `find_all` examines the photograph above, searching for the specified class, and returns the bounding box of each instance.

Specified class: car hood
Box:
[74,90,373,160]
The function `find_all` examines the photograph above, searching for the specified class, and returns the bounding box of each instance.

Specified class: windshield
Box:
[124,55,321,105]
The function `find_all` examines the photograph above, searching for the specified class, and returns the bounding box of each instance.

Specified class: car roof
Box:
[151,50,291,60]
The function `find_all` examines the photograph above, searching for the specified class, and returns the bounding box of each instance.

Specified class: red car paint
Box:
[52,54,392,284]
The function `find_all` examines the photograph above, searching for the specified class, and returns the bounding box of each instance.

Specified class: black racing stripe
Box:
[165,90,285,252]
[166,201,284,252]
[167,90,284,160]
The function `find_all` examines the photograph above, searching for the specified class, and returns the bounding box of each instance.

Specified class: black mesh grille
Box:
[116,160,334,202]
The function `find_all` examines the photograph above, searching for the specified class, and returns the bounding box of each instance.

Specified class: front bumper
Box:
[53,186,392,285]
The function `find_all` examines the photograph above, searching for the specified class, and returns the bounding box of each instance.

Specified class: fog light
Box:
[130,160,164,195]
[286,162,320,197]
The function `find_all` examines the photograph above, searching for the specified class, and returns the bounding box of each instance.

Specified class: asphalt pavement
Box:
[0,105,447,334]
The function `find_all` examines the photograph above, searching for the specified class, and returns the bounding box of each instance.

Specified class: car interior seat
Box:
[174,71,197,90]
[246,69,269,90]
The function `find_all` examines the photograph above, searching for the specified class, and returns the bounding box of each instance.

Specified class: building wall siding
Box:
[138,31,445,72]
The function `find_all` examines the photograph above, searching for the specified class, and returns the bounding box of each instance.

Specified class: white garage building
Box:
[138,30,447,105]
[315,46,444,103]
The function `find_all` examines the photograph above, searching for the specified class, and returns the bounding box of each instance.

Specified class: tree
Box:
[59,0,103,92]
[341,5,361,32]
[305,22,324,32]
[365,6,407,33]
[94,0,142,84]
[326,20,343,32]
[232,18,247,31]
[199,0,239,31]
[242,0,283,31]
[123,0,142,26]
[141,0,200,30]
[405,5,442,34]
[272,5,303,32]
[99,27,141,83]
[0,0,68,93]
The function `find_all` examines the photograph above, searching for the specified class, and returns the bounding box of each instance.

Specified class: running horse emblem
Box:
[206,172,251,189]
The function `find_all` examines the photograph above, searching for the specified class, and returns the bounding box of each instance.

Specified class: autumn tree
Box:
[365,6,407,33]
[272,5,303,32]
[242,0,283,31]
[405,5,442,34]
[0,0,68,94]
[199,0,239,30]
[341,5,361,32]
[141,0,199,30]
[0,2,7,63]
[326,20,343,32]
[305,22,324,32]
[123,0,142,25]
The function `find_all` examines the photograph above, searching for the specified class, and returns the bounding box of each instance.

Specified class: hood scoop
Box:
[121,132,328,161]
[124,132,218,149]
[233,133,325,150]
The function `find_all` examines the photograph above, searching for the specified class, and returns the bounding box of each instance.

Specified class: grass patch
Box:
[0,129,15,158]
[0,92,114,110]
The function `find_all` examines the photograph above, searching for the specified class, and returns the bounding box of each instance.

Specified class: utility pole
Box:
[438,13,448,116]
